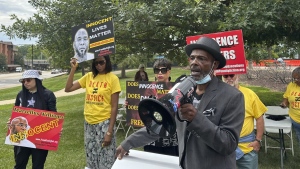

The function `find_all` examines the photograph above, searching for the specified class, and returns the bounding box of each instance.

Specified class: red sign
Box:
[5,106,64,151]
[186,30,247,75]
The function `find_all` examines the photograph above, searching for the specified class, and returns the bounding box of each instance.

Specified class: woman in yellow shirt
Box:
[65,55,121,169]
[280,67,300,144]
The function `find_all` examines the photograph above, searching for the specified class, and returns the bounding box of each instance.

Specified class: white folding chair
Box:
[125,125,139,138]
[264,116,294,156]
[115,107,127,134]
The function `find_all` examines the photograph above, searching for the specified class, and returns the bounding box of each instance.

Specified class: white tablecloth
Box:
[112,150,180,169]
[265,106,288,116]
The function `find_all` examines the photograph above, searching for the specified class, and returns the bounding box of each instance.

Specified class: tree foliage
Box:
[0,53,8,71]
[220,0,300,62]
[14,52,24,66]
[1,0,300,74]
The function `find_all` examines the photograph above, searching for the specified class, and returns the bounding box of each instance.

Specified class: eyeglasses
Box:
[95,60,106,65]
[15,123,28,128]
[292,78,300,82]
[154,68,168,74]
[222,74,235,78]
[19,78,32,83]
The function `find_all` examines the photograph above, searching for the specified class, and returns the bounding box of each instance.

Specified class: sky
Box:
[0,0,37,45]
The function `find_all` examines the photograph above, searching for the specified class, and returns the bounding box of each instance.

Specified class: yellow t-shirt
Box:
[238,86,267,154]
[78,72,121,124]
[283,82,300,123]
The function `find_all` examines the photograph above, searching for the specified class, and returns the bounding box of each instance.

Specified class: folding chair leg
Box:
[125,126,139,138]
[265,132,268,153]
[291,130,294,156]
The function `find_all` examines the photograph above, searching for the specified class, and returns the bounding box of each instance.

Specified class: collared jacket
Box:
[178,77,244,169]
[121,77,244,169]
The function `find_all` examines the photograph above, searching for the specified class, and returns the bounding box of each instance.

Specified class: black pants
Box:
[144,145,179,156]
[14,146,48,169]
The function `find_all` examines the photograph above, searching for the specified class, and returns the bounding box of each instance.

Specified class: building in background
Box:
[0,41,50,72]
[0,41,19,71]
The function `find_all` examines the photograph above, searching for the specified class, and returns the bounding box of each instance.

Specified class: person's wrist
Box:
[255,138,262,146]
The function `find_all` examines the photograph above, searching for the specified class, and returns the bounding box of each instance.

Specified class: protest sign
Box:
[126,81,175,127]
[71,16,115,63]
[186,30,246,75]
[5,106,64,151]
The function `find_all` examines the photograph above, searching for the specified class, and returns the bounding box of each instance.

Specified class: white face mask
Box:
[195,62,215,85]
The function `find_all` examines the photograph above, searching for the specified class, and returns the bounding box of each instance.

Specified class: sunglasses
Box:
[95,60,106,65]
[154,68,168,74]
[293,78,300,82]
[19,78,32,83]
[222,74,235,78]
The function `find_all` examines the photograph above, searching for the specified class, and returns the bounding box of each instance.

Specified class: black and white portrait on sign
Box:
[73,28,94,63]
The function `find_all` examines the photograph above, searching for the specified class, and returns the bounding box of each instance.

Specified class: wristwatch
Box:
[255,138,262,146]
[106,131,112,136]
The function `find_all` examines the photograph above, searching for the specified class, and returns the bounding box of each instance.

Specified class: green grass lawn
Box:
[0,67,299,168]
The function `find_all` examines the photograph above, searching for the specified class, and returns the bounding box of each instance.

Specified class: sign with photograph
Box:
[186,30,246,75]
[71,16,115,63]
[126,81,175,127]
[5,106,64,151]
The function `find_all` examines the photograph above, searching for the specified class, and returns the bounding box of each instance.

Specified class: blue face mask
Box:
[196,74,212,84]
[195,62,215,85]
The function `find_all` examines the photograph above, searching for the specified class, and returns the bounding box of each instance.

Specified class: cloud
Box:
[0,0,36,26]
[0,0,37,44]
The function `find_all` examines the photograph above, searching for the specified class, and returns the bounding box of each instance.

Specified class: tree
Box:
[2,0,300,73]
[220,0,300,60]
[17,45,31,58]
[0,53,8,71]
[14,52,24,66]
[1,0,225,76]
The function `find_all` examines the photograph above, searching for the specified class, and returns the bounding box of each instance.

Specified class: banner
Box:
[126,81,175,127]
[71,16,115,63]
[5,106,64,151]
[186,30,246,75]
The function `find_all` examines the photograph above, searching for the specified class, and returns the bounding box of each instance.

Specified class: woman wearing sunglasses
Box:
[65,55,121,169]
[12,69,57,169]
[280,67,300,144]
[116,58,179,159]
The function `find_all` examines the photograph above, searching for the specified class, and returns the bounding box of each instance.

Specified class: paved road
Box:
[0,69,136,105]
[0,71,66,89]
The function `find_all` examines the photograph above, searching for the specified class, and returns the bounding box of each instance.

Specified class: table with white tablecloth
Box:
[112,150,180,169]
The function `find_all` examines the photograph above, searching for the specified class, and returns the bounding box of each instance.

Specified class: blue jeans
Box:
[236,150,258,169]
[291,118,300,144]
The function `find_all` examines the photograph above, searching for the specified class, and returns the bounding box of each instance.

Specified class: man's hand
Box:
[115,145,129,160]
[178,103,197,122]
[248,141,261,152]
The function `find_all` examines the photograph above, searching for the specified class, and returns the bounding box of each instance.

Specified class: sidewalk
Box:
[0,69,136,106]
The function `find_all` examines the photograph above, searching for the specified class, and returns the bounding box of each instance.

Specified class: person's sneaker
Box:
[84,167,90,169]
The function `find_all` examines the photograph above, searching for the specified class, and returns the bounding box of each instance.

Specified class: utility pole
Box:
[31,44,34,69]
